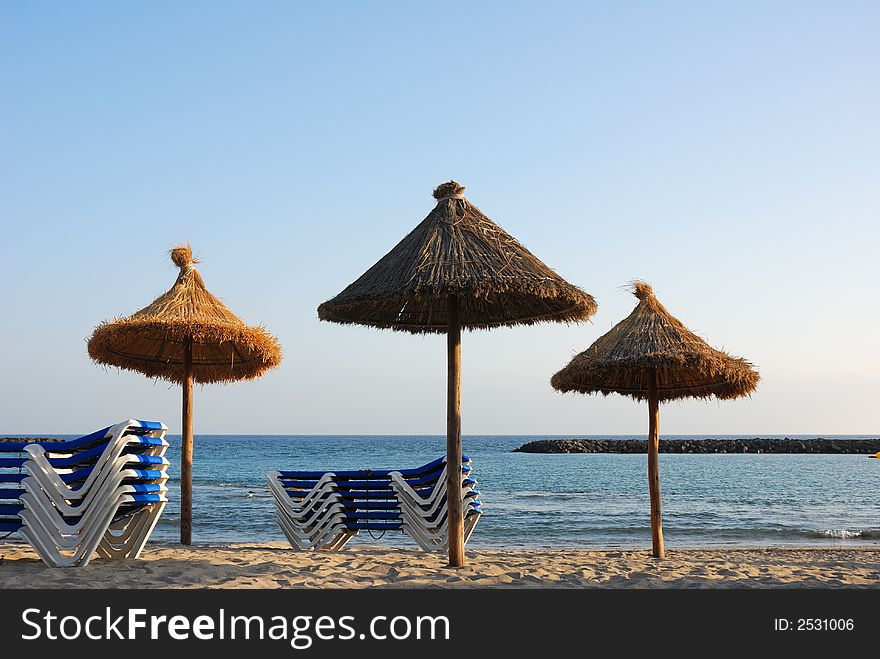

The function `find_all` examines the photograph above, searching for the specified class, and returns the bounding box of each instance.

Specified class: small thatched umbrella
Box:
[319,181,597,566]
[88,245,282,544]
[551,281,758,558]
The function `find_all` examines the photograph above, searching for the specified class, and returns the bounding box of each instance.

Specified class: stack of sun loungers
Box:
[0,419,169,567]
[268,456,482,551]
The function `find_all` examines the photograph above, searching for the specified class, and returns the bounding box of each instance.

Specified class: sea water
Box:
[144,434,880,548]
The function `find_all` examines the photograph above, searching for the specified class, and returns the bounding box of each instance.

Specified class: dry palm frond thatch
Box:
[551,281,759,402]
[88,245,282,384]
[318,181,597,332]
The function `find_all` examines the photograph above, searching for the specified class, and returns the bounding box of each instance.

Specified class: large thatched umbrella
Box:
[318,181,597,566]
[88,245,282,544]
[551,281,759,558]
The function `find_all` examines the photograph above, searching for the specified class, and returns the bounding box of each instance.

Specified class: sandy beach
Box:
[1,543,877,589]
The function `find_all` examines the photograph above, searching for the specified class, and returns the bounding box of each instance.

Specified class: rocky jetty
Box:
[513,438,880,454]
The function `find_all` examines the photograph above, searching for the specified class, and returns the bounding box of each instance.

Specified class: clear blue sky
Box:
[2,1,877,435]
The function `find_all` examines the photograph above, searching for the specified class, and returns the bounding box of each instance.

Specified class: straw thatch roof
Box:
[88,245,282,384]
[551,281,759,401]
[317,181,597,333]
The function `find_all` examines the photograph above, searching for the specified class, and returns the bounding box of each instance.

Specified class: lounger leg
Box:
[323,530,357,551]
[97,502,165,560]
[126,502,166,559]
[463,513,480,544]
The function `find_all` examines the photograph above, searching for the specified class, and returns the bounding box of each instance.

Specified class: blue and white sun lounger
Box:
[0,419,169,567]
[268,456,482,551]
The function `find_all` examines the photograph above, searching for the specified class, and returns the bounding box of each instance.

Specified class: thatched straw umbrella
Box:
[87,245,282,544]
[551,281,758,558]
[319,181,597,566]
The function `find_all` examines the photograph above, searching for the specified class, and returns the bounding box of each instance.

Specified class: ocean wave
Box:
[812,529,878,539]
[505,491,595,499]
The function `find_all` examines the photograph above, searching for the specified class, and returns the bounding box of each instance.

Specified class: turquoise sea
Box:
[140,434,879,549]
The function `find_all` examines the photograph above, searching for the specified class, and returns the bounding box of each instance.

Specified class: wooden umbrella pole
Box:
[446,294,465,567]
[181,336,194,545]
[647,368,665,558]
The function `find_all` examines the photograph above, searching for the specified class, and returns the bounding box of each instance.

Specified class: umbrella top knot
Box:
[632,280,654,301]
[170,244,199,272]
[432,180,466,201]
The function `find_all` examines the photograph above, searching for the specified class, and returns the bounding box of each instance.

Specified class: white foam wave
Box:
[816,529,867,539]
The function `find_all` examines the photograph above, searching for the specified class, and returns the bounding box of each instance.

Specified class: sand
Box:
[1,542,878,588]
